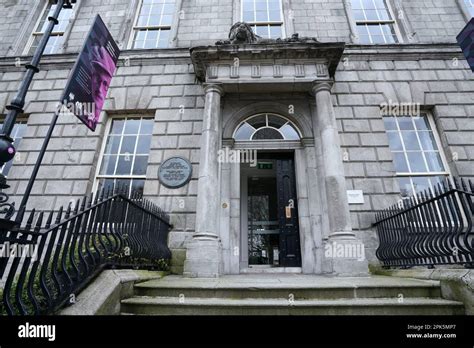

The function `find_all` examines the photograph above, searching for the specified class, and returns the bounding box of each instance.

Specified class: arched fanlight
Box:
[233,114,301,141]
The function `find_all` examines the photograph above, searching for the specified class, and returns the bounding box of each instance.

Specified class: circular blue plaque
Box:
[158,157,193,189]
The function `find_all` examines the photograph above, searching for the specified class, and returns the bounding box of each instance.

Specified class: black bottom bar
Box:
[0,316,472,346]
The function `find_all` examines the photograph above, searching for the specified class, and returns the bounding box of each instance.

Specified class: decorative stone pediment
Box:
[191,23,345,93]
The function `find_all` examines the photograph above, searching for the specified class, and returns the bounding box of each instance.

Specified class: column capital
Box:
[311,80,334,95]
[203,83,225,96]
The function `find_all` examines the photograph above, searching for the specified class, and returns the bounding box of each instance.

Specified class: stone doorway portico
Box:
[183,39,368,278]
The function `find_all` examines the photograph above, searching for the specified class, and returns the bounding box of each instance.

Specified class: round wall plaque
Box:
[158,157,193,189]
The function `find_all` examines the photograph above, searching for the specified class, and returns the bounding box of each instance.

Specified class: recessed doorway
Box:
[240,152,302,271]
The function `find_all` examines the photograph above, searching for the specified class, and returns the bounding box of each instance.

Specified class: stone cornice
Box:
[343,43,464,61]
[0,43,465,73]
[0,48,192,72]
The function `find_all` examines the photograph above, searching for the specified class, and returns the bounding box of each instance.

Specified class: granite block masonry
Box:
[0,0,472,277]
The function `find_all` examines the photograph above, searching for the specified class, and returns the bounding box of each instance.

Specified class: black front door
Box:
[276,158,301,267]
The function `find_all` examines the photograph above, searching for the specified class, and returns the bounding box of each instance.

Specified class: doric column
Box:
[183,83,224,278]
[313,81,353,238]
[311,81,368,275]
[194,84,223,238]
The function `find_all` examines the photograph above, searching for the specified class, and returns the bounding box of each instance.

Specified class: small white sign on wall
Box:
[347,190,364,204]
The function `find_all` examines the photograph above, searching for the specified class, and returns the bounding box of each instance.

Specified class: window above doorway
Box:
[233,114,301,141]
[241,0,285,39]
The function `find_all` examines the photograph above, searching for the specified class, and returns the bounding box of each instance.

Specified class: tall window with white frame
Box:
[242,0,284,39]
[351,0,400,44]
[96,117,153,196]
[383,114,450,198]
[27,0,75,55]
[131,0,176,49]
[0,122,27,177]
[464,0,474,17]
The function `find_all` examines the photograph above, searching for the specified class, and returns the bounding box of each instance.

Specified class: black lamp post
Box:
[0,0,76,222]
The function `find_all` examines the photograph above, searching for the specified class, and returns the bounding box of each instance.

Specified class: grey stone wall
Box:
[0,65,103,213]
[334,48,474,260]
[176,0,234,47]
[403,0,468,43]
[0,0,472,55]
[0,0,32,55]
[291,0,351,42]
[2,47,473,267]
[0,0,473,271]
[0,52,202,274]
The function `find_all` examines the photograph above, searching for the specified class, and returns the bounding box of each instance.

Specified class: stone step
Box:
[121,275,465,315]
[133,276,442,299]
[134,283,441,299]
[121,296,464,315]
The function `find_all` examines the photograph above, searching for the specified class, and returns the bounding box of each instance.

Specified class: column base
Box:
[322,234,369,276]
[183,235,222,278]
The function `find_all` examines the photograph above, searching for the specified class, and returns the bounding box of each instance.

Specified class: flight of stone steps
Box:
[120,274,465,315]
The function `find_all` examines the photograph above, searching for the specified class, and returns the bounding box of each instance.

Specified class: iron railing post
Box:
[0,189,172,315]
[374,177,474,269]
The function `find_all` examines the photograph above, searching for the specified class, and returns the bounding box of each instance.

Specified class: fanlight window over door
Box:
[233,114,301,141]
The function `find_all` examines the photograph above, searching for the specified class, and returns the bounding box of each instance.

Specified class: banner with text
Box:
[61,14,120,131]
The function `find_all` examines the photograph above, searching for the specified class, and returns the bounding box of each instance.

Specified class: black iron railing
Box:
[374,177,474,269]
[0,187,172,315]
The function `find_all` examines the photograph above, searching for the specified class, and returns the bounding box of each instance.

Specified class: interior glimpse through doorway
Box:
[242,151,302,270]
[248,174,279,266]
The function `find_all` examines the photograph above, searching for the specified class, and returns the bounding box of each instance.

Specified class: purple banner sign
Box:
[457,17,474,73]
[61,14,120,131]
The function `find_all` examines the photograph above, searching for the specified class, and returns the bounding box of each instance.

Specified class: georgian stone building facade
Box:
[0,0,473,277]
